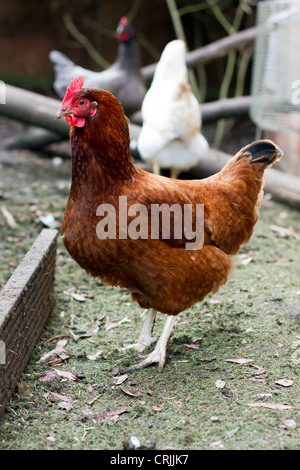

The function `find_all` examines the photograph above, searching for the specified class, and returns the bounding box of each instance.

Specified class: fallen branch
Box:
[141,26,257,81]
[1,84,251,148]
[4,127,64,151]
[131,95,251,126]
[201,96,251,122]
[2,84,69,137]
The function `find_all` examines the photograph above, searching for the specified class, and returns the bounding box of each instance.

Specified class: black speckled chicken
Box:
[49,17,146,116]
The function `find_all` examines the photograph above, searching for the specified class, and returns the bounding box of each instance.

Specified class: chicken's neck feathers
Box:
[69,120,136,193]
[114,39,142,72]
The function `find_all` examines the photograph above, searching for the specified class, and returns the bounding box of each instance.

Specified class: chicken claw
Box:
[123,308,157,353]
[127,315,176,372]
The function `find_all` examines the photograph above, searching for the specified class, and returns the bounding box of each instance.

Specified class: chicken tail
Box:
[238,139,283,167]
[49,50,75,71]
[212,139,283,254]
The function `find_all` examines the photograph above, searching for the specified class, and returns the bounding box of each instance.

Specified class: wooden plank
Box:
[0,228,58,420]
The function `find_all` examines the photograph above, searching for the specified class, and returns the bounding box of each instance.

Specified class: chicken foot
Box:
[123,308,157,353]
[128,315,176,372]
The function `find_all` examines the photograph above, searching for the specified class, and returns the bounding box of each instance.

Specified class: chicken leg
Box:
[170,168,181,179]
[123,308,157,353]
[128,315,176,372]
[153,159,160,176]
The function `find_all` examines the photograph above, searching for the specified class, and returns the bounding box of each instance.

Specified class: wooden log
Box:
[0,85,146,145]
[1,85,251,150]
[2,84,69,137]
[1,86,298,209]
[200,96,251,122]
[4,127,64,151]
[0,229,58,420]
[141,26,257,81]
[130,96,251,127]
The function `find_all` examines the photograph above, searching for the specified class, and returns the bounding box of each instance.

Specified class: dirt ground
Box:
[0,117,299,450]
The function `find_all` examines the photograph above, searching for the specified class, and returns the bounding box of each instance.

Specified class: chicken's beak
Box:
[56,106,69,119]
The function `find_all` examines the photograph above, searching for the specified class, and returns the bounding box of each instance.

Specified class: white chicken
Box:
[137,39,209,179]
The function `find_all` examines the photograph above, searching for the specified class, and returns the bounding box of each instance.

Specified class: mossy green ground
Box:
[0,149,299,450]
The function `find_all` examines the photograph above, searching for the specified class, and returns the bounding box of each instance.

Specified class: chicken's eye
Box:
[78,99,86,107]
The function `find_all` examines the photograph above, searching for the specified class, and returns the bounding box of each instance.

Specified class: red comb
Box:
[62,76,84,106]
[119,17,128,26]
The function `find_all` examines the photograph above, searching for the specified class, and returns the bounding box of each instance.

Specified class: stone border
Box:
[0,228,58,419]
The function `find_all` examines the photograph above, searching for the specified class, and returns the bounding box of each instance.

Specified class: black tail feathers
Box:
[240,139,283,166]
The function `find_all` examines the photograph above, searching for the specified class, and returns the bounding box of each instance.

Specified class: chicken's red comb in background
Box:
[119,17,128,27]
[117,17,131,41]
[62,76,84,106]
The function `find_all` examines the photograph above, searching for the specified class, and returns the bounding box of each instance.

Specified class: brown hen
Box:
[57,76,283,372]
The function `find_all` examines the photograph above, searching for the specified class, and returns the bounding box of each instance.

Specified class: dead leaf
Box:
[39,213,60,229]
[241,256,253,266]
[123,436,156,450]
[105,321,118,331]
[270,224,300,240]
[49,357,68,366]
[88,394,102,406]
[225,358,253,365]
[215,380,225,389]
[210,440,223,447]
[68,329,79,342]
[250,364,266,373]
[210,416,220,422]
[253,393,272,398]
[54,369,80,382]
[58,401,73,411]
[87,350,103,361]
[1,205,18,228]
[44,390,73,402]
[106,406,131,418]
[280,418,297,429]
[38,339,69,364]
[110,367,119,377]
[39,371,57,382]
[119,385,140,397]
[69,292,87,302]
[56,339,68,349]
[38,350,59,364]
[222,389,236,399]
[7,236,22,243]
[184,342,201,349]
[275,379,294,387]
[247,403,292,410]
[152,404,164,412]
[113,374,128,385]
